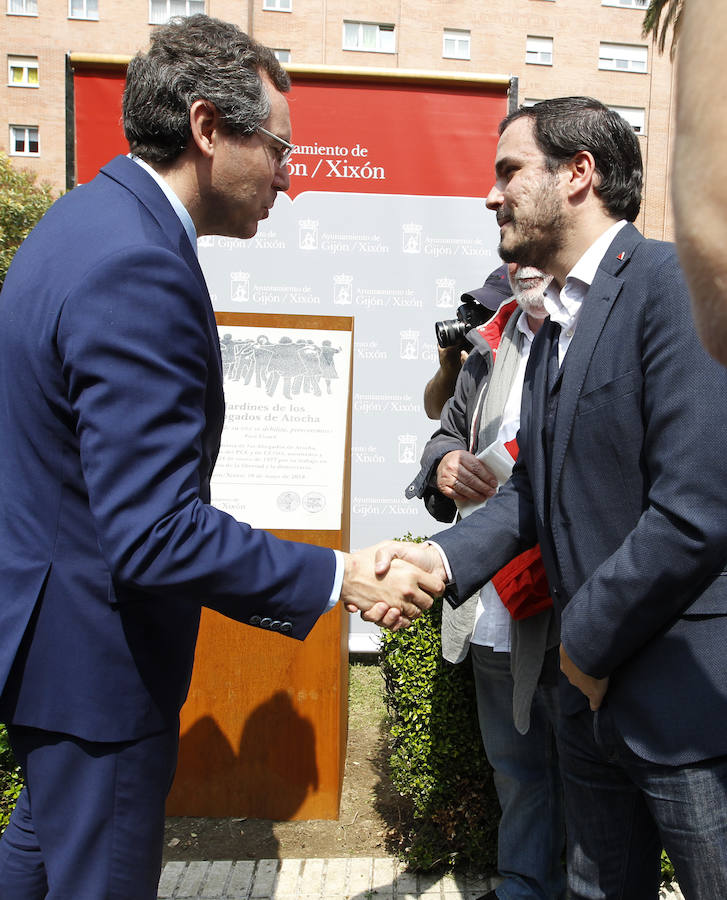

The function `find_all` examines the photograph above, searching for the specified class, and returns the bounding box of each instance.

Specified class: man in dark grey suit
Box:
[372,98,727,899]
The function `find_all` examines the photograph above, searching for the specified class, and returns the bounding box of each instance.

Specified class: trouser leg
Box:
[556,705,662,900]
[601,707,727,900]
[1,723,178,900]
[0,785,49,900]
[471,644,565,900]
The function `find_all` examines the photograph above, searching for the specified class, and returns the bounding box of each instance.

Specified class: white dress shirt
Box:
[130,154,198,252]
[544,219,628,364]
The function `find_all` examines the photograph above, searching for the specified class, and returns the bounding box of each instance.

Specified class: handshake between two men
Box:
[341,540,447,631]
[349,538,610,709]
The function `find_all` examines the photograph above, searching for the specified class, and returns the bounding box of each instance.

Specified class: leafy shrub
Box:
[661,850,675,884]
[0,150,55,290]
[379,541,500,872]
[0,724,22,832]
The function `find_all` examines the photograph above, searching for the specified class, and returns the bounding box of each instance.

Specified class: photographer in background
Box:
[423,263,512,418]
[408,263,566,900]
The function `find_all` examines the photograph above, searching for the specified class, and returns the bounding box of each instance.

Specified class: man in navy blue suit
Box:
[0,16,441,899]
[377,98,727,899]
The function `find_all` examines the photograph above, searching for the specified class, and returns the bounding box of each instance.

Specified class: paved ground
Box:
[157,858,685,899]
[157,859,498,899]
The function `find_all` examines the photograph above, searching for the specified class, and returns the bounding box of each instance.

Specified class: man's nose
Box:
[274,162,291,192]
[485,183,503,210]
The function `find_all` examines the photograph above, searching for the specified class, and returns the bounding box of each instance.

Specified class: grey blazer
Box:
[407,305,556,732]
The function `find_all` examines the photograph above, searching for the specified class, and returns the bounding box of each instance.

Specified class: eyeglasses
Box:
[256,125,295,168]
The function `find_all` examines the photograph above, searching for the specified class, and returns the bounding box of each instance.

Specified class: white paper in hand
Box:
[455,439,515,518]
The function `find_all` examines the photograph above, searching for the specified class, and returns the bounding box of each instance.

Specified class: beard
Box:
[517,291,548,319]
[512,266,552,317]
[517,286,549,318]
[497,172,565,271]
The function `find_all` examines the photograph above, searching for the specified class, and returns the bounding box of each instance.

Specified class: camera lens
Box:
[435,318,467,349]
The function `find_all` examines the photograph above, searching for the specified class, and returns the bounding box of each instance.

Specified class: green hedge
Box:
[0,724,22,832]
[379,589,500,872]
[0,150,55,290]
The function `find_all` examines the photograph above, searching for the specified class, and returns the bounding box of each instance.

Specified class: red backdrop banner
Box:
[284,78,506,199]
[72,67,507,195]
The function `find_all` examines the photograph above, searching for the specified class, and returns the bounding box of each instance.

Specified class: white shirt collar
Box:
[515,307,538,344]
[543,219,627,332]
[129,154,198,254]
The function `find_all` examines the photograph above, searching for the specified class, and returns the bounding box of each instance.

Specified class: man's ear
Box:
[566,149,598,201]
[189,99,219,159]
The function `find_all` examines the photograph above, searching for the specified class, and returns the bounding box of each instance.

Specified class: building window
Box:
[343,21,395,54]
[69,0,98,18]
[602,0,647,7]
[599,42,647,72]
[7,0,37,14]
[273,49,290,63]
[10,125,39,156]
[609,105,646,134]
[263,0,291,9]
[149,0,204,25]
[526,36,553,66]
[8,55,38,86]
[443,29,470,60]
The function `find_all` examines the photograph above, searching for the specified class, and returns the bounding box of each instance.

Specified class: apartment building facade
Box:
[2,0,673,238]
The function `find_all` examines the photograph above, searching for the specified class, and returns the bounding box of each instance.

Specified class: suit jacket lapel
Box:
[548,224,643,516]
[99,156,223,386]
[100,156,209,298]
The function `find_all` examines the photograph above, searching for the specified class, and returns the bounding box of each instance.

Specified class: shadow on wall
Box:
[169,690,318,825]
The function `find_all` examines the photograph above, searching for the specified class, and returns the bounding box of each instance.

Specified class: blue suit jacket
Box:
[434,223,727,766]
[0,156,336,742]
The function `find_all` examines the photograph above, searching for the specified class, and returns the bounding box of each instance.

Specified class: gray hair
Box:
[123,14,290,165]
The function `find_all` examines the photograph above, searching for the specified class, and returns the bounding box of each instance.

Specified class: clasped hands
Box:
[339,452,497,632]
[347,539,612,711]
[341,541,448,631]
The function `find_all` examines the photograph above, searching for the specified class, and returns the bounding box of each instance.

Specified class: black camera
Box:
[435,298,489,349]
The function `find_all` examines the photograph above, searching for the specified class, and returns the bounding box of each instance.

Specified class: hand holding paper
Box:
[454,439,515,517]
[435,449,498,505]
